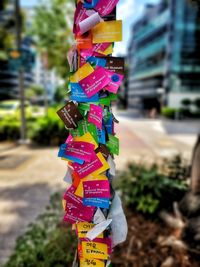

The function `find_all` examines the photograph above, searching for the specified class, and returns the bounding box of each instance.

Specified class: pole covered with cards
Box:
[57,0,128,266]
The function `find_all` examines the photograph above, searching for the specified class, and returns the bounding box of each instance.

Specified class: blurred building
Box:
[128,0,200,110]
[0,2,34,100]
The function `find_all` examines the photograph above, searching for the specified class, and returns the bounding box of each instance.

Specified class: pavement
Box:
[0,145,66,266]
[0,113,199,265]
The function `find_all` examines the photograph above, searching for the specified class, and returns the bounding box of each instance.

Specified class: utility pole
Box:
[15,0,26,143]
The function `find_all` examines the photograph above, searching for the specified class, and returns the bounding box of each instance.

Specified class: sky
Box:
[20,0,159,55]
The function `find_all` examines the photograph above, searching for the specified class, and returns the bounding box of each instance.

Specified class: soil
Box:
[112,209,200,267]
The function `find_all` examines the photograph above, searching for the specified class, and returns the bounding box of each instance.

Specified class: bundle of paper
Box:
[57,0,127,266]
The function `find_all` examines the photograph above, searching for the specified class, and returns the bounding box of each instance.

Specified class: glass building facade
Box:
[128,0,200,109]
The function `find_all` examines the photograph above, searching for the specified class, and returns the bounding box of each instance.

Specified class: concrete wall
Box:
[168,92,200,109]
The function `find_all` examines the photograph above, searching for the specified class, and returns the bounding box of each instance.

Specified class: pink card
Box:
[80,43,111,59]
[104,70,124,94]
[93,42,111,53]
[64,204,95,224]
[80,56,87,67]
[83,180,110,198]
[63,186,95,224]
[88,104,103,130]
[94,0,119,17]
[63,186,82,206]
[80,48,94,59]
[72,153,103,178]
[65,141,95,162]
[79,67,110,98]
[73,3,88,34]
[65,134,73,144]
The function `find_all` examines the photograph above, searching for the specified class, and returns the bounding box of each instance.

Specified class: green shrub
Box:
[161,107,178,119]
[116,156,189,215]
[4,193,76,267]
[0,116,20,141]
[29,108,67,146]
[193,98,200,110]
[181,98,191,107]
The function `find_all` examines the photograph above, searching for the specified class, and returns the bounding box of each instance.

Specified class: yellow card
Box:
[77,222,103,238]
[92,153,110,176]
[98,44,113,55]
[82,241,108,260]
[70,63,94,83]
[75,174,108,198]
[92,20,122,43]
[61,157,72,163]
[80,258,105,267]
[74,132,98,149]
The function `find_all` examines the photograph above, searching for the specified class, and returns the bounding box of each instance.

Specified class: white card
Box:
[86,219,112,240]
[108,193,128,247]
[93,208,106,224]
[107,155,116,176]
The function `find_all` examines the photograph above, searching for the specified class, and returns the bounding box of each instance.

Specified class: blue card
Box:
[83,198,110,209]
[97,128,106,144]
[58,144,67,157]
[86,56,107,68]
[58,144,84,164]
[84,0,98,8]
[65,155,84,165]
[70,83,99,103]
[104,116,113,135]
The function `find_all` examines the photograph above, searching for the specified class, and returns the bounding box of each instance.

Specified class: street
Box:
[0,114,199,265]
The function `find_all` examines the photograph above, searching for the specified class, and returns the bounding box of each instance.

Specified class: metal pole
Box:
[15,0,26,142]
[43,69,49,116]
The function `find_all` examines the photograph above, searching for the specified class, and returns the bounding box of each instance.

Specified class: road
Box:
[0,114,199,265]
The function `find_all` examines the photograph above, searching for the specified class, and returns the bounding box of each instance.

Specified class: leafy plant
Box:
[116,156,189,215]
[4,193,76,267]
[193,98,200,110]
[28,108,67,146]
[0,116,20,140]
[181,98,191,107]
[161,107,178,119]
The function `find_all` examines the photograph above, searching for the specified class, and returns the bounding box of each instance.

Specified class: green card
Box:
[69,128,82,138]
[109,93,118,101]
[103,111,112,122]
[107,134,119,155]
[78,119,98,143]
[99,97,111,106]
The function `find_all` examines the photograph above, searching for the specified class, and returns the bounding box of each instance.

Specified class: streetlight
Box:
[15,0,26,143]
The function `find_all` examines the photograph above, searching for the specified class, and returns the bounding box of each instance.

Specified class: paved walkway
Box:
[0,145,66,266]
[0,116,199,265]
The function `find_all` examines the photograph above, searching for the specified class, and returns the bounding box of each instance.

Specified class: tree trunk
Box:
[191,135,200,194]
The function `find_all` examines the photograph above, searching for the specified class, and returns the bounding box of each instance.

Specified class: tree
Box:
[30,0,74,80]
[0,0,16,60]
[25,84,45,100]
[54,85,69,103]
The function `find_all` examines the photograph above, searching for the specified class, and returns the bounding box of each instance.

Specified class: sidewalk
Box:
[0,145,66,265]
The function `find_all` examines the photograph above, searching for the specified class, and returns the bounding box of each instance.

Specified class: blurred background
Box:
[0,0,200,266]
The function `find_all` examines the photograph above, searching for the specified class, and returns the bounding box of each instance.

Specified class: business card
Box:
[57,102,83,129]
